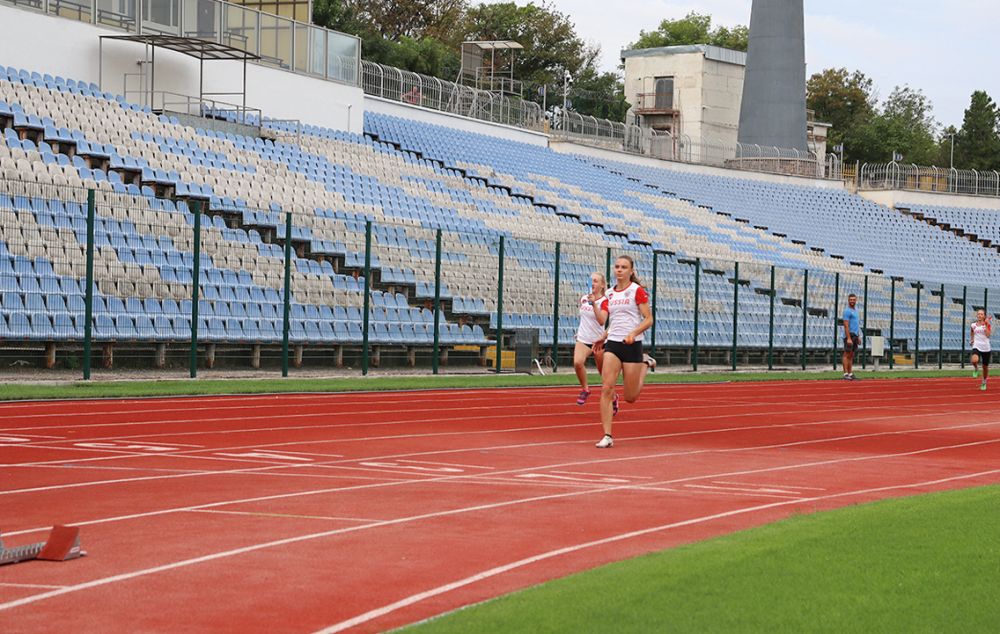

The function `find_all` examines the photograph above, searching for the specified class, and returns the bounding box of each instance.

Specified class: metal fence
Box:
[360,60,544,131]
[1,0,361,86]
[860,162,1000,198]
[647,130,841,180]
[0,178,989,378]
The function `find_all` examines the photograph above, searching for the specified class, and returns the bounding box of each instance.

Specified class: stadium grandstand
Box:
[3,0,1000,632]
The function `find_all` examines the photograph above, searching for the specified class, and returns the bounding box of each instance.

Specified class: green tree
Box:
[936,125,959,168]
[953,90,1000,171]
[566,68,629,122]
[314,0,465,42]
[628,12,749,52]
[806,68,876,161]
[462,2,595,84]
[312,0,463,76]
[852,86,938,165]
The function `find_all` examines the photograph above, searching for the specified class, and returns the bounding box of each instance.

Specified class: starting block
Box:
[0,526,85,566]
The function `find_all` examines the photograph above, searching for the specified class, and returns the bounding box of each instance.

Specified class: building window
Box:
[654,76,674,110]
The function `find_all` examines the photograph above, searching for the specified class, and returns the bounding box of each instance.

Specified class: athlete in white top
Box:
[591,255,655,448]
[573,272,608,405]
[970,308,992,390]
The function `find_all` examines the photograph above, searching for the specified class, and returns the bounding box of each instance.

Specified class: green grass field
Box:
[0,368,969,401]
[404,485,1000,633]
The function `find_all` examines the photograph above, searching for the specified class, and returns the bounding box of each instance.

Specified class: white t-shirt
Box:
[971,321,992,352]
[576,293,605,345]
[604,282,649,342]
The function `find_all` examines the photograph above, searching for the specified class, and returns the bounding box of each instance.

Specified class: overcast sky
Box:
[497,0,998,130]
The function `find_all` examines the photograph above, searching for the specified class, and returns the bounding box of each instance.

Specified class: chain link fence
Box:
[0,179,987,378]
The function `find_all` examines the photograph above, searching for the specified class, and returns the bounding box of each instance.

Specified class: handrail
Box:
[860,162,1000,198]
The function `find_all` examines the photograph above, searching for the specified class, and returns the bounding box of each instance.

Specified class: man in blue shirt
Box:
[842,293,861,380]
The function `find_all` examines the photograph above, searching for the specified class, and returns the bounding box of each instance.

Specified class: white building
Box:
[621,44,829,157]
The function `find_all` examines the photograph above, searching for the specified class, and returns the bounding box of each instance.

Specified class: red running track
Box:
[1,377,999,632]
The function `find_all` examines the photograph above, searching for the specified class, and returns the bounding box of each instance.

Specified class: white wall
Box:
[860,189,1000,211]
[0,4,363,133]
[700,58,742,147]
[364,96,549,147]
[553,140,846,190]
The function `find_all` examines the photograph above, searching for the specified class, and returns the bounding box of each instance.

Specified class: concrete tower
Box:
[737,0,808,151]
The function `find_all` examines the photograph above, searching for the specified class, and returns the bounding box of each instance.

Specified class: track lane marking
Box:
[5,395,991,475]
[4,415,998,497]
[311,467,1000,634]
[0,381,979,436]
[187,509,383,523]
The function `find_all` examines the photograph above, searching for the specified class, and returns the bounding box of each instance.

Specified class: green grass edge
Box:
[0,368,970,401]
[402,483,1000,633]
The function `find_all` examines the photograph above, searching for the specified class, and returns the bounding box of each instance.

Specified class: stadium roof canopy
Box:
[462,41,524,51]
[99,34,261,61]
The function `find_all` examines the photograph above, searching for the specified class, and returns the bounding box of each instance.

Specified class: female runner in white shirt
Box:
[970,309,992,391]
[573,272,608,405]
[592,255,656,448]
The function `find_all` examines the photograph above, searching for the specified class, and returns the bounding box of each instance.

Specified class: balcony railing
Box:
[2,0,361,86]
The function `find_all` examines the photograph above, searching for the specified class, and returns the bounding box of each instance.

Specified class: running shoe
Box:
[595,434,614,448]
[973,368,980,378]
[612,392,619,416]
[576,389,591,405]
[981,382,988,392]
[643,353,657,372]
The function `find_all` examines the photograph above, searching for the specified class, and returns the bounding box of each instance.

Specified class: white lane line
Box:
[5,413,998,496]
[0,582,67,590]
[0,382,974,436]
[6,419,1000,538]
[0,379,951,415]
[311,467,1000,634]
[551,470,655,480]
[0,430,1000,616]
[6,395,990,477]
[397,460,495,470]
[684,484,802,496]
[713,481,828,491]
[634,486,795,499]
[187,509,382,523]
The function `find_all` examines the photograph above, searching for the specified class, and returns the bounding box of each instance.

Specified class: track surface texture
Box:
[1,377,998,633]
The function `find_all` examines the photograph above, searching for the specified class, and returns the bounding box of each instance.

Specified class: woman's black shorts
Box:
[974,349,991,367]
[604,339,644,364]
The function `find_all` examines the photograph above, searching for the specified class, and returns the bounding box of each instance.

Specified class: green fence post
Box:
[961,285,967,369]
[280,212,293,378]
[605,247,612,283]
[82,189,96,380]
[801,269,809,370]
[731,260,739,371]
[651,251,658,356]
[889,278,896,369]
[768,264,775,371]
[914,282,921,369]
[188,200,202,379]
[361,220,372,376]
[552,241,561,372]
[432,228,442,375]
[861,275,869,369]
[938,282,945,369]
[832,272,840,370]
[693,257,701,371]
[495,235,505,374]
